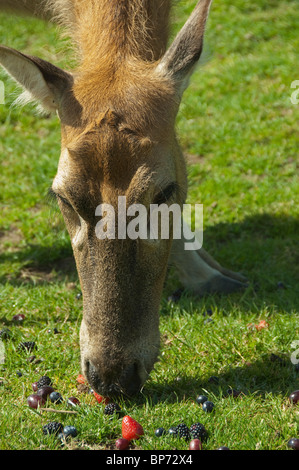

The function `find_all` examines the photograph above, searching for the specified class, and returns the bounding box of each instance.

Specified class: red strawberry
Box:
[122,415,144,441]
[76,374,86,384]
[93,391,109,405]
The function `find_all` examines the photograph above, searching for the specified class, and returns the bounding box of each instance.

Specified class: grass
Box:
[0,0,299,451]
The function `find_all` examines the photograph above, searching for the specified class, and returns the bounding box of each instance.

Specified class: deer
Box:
[0,0,247,396]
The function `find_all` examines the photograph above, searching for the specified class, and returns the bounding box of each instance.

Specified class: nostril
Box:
[120,362,143,395]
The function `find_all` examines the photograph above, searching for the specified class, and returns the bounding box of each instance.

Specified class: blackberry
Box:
[18,341,36,353]
[104,403,121,416]
[37,376,52,389]
[176,423,190,440]
[42,421,63,436]
[190,422,207,440]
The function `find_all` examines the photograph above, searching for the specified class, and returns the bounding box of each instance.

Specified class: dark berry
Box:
[287,438,299,450]
[167,288,183,303]
[104,403,121,416]
[18,341,36,353]
[0,328,11,339]
[289,390,299,405]
[37,376,52,389]
[37,386,55,400]
[32,382,38,392]
[196,395,208,405]
[217,446,230,450]
[27,394,45,409]
[63,425,78,438]
[155,427,167,437]
[202,401,215,413]
[49,391,63,404]
[115,438,130,450]
[12,314,25,322]
[168,426,178,437]
[189,439,202,450]
[208,376,219,384]
[67,396,80,407]
[190,422,207,440]
[42,421,63,436]
[176,423,190,440]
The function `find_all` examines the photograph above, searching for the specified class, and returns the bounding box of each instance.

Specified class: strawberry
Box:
[76,374,86,384]
[122,415,144,441]
[93,390,109,405]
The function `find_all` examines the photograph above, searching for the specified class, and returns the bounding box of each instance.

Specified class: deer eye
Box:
[153,182,178,205]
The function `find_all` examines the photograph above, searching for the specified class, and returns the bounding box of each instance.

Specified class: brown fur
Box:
[0,0,247,396]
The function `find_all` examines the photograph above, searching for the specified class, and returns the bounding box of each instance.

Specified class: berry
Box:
[18,341,36,353]
[122,415,144,441]
[67,396,80,407]
[217,446,230,450]
[190,422,207,440]
[287,438,299,450]
[37,386,55,400]
[32,382,38,392]
[0,328,11,339]
[76,374,86,384]
[289,390,299,405]
[37,376,52,389]
[42,421,63,436]
[168,426,178,437]
[202,400,215,413]
[27,394,45,409]
[63,425,78,438]
[176,423,190,440]
[227,389,242,398]
[196,395,208,405]
[115,438,130,450]
[104,403,121,416]
[93,391,106,404]
[12,314,25,322]
[189,439,202,450]
[155,427,167,437]
[49,391,63,404]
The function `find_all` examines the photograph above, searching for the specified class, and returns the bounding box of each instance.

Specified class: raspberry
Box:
[176,423,190,440]
[104,403,121,416]
[37,376,52,389]
[190,422,207,440]
[42,421,63,436]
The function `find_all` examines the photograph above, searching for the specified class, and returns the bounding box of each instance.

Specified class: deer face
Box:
[0,0,212,395]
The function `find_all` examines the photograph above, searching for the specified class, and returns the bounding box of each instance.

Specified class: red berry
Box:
[37,386,55,400]
[115,438,130,450]
[189,439,202,450]
[289,390,299,405]
[67,396,80,407]
[27,394,45,409]
[12,314,25,322]
[287,438,299,450]
[76,374,86,384]
[122,415,144,441]
[32,382,38,392]
[93,391,109,404]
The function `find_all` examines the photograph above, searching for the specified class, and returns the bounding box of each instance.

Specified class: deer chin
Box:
[79,318,160,397]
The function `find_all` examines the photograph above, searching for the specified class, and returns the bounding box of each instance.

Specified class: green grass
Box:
[0,0,298,451]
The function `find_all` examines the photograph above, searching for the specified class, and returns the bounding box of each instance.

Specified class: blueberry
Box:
[168,426,178,437]
[49,391,63,404]
[196,395,208,405]
[202,401,215,413]
[155,427,167,437]
[63,425,78,438]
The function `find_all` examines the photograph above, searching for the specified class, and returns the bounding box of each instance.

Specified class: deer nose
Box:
[86,360,143,396]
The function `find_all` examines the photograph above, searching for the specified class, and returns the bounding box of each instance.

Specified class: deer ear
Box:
[0,45,73,112]
[158,0,212,94]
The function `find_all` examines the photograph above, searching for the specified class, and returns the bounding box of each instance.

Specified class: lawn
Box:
[0,0,298,451]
